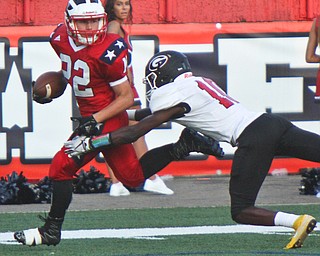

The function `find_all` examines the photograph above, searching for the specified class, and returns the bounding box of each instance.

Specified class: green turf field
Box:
[0,205,319,255]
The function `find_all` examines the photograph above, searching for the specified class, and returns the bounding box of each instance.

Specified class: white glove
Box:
[64,136,93,157]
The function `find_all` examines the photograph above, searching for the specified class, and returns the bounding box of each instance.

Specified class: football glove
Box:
[71,115,101,136]
[64,136,93,157]
[32,81,52,104]
[192,130,224,158]
[208,138,224,158]
[171,128,224,160]
[64,133,113,157]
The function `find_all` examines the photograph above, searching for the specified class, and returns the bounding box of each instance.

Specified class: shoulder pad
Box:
[99,38,128,65]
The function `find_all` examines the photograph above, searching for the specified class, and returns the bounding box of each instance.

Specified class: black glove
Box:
[171,128,224,160]
[189,129,224,158]
[206,138,224,158]
[71,116,101,136]
[32,81,52,104]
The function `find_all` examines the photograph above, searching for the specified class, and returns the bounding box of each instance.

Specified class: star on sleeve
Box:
[104,50,117,61]
[114,40,125,49]
[100,38,128,65]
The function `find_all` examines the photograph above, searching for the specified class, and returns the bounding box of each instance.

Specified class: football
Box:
[33,71,68,99]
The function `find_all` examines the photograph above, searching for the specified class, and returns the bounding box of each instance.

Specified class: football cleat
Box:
[14,215,63,246]
[170,128,224,160]
[143,175,174,195]
[284,214,316,249]
[109,182,130,197]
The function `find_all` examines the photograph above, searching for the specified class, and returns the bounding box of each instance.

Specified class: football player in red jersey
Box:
[65,50,319,249]
[13,1,223,247]
[104,0,173,196]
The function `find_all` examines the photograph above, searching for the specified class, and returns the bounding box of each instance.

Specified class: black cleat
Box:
[171,128,224,160]
[14,215,63,246]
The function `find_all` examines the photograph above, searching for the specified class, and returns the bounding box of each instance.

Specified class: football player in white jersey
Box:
[65,50,319,249]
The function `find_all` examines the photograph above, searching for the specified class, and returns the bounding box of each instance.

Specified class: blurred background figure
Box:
[305,16,320,102]
[104,0,174,196]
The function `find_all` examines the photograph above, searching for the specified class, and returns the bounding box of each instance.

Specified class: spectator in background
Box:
[104,0,174,196]
[306,16,320,102]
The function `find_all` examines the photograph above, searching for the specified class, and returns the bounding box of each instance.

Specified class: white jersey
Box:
[149,76,263,146]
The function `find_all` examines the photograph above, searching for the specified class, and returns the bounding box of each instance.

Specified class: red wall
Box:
[1,0,320,26]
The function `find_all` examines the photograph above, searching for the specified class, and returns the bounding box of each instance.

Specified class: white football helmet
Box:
[65,0,107,45]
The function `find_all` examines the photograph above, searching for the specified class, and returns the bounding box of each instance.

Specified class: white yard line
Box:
[1,224,319,245]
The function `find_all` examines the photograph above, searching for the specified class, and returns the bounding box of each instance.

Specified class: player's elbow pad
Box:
[127,108,152,121]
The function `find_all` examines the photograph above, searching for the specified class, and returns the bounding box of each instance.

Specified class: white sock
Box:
[274,211,299,227]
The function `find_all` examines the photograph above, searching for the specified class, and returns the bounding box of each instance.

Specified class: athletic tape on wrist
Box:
[91,134,111,148]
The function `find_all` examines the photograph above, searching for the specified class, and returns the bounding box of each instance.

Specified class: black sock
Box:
[140,144,175,179]
[49,180,73,219]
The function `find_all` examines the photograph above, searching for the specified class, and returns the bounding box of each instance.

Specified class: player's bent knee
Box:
[231,205,250,224]
[49,150,78,180]
[231,208,241,223]
[231,212,242,224]
[231,205,257,224]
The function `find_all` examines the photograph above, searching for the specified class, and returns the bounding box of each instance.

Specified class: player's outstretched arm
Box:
[112,106,185,144]
[126,108,152,121]
[64,106,185,156]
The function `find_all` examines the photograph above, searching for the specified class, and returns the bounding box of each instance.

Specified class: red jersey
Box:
[50,23,129,117]
[121,25,133,72]
[120,25,140,103]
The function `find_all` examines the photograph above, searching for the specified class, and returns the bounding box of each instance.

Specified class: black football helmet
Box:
[144,51,192,100]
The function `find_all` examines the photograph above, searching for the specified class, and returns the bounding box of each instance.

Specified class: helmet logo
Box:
[148,55,168,71]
